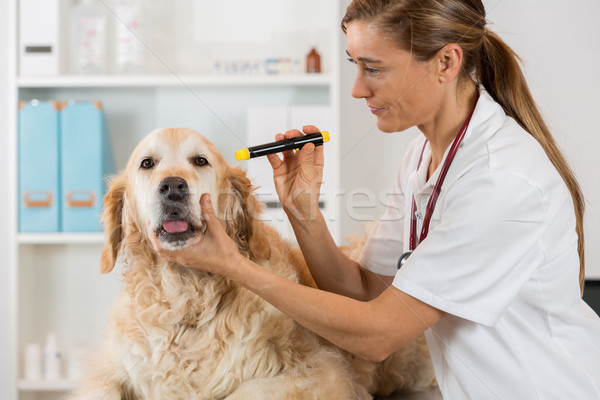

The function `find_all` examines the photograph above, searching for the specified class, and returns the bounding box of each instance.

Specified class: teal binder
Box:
[18,100,61,232]
[61,101,114,232]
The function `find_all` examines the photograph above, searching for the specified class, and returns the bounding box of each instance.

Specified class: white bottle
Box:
[112,0,146,74]
[43,333,61,381]
[67,349,86,381]
[70,0,108,74]
[24,343,42,381]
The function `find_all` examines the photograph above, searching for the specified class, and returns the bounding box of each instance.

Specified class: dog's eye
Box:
[193,156,209,167]
[140,158,155,169]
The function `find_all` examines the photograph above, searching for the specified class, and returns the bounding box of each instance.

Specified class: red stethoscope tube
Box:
[397,97,479,269]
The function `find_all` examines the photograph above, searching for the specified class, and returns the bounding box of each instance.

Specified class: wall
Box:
[0,0,17,397]
[338,0,600,278]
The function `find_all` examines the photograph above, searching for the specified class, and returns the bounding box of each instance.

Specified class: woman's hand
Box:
[266,125,325,221]
[149,194,243,276]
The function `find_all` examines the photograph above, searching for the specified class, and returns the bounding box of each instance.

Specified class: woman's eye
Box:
[364,66,380,75]
[194,156,208,167]
[140,158,155,169]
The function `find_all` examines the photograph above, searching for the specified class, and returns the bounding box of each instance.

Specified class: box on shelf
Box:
[245,105,332,236]
[19,0,60,75]
[18,100,61,232]
[245,104,332,199]
[61,101,113,232]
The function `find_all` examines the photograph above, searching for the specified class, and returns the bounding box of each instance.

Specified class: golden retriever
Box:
[68,128,434,400]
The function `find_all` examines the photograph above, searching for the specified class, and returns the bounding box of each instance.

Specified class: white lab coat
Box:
[358,90,600,399]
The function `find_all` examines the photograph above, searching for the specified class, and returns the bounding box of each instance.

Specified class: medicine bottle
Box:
[306,47,321,73]
[43,333,62,380]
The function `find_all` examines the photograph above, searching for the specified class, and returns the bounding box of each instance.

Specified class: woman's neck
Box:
[420,85,479,179]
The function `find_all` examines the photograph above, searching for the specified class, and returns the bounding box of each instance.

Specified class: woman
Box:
[152,0,600,398]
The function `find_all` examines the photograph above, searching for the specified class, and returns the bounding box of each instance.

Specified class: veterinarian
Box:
[152,0,600,398]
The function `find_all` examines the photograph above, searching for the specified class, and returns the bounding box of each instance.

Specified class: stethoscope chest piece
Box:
[397,251,412,269]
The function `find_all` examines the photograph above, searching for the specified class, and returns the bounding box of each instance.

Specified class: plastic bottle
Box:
[68,348,86,381]
[112,0,146,74]
[24,343,42,381]
[70,0,108,74]
[43,333,62,381]
[306,47,321,74]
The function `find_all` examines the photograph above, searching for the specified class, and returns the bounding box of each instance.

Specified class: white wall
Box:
[0,0,18,397]
[338,0,600,278]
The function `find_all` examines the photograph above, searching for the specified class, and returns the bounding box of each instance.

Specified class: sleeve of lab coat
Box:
[357,175,406,277]
[392,171,548,326]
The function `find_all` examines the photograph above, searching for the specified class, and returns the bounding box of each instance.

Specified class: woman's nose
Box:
[350,73,372,99]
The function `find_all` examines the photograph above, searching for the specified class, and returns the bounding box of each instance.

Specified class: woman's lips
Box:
[369,105,385,115]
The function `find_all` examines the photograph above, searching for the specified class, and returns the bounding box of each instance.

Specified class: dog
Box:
[68,128,434,400]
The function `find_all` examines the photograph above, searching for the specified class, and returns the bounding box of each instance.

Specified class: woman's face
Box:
[346,21,440,133]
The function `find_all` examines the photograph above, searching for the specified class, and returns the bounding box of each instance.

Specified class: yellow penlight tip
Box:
[321,131,330,142]
[235,148,250,161]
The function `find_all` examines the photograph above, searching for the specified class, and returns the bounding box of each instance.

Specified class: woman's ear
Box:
[100,173,128,274]
[437,43,463,83]
[220,167,270,260]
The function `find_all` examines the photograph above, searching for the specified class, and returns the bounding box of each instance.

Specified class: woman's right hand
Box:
[266,125,325,222]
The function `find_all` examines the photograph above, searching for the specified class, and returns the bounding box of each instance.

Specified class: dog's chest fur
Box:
[108,254,307,399]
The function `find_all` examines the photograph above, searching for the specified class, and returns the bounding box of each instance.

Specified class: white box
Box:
[245,105,332,237]
[19,0,60,75]
[245,105,289,201]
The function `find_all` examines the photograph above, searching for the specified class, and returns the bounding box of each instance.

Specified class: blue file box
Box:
[60,101,114,232]
[18,100,61,232]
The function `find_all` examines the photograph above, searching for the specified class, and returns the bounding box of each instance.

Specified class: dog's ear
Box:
[220,167,270,260]
[100,173,128,274]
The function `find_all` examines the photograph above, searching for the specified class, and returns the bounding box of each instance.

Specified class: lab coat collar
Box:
[407,89,505,201]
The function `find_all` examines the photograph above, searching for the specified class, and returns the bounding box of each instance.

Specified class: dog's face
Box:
[127,128,225,249]
[100,128,270,274]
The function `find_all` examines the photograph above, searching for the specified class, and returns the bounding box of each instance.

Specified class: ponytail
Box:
[343,0,586,295]
[479,30,586,295]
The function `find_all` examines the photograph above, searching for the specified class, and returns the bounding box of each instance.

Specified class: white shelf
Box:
[18,379,77,391]
[17,73,333,88]
[18,233,105,245]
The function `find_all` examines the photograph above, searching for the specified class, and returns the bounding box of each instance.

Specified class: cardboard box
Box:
[61,101,113,232]
[18,100,61,232]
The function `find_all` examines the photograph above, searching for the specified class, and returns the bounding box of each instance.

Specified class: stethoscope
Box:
[397,97,479,269]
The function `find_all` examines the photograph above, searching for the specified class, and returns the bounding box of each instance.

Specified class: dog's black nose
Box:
[159,177,189,201]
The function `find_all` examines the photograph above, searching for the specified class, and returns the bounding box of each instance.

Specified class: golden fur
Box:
[68,128,434,400]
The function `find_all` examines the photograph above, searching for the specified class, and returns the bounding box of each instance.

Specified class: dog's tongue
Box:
[163,220,189,233]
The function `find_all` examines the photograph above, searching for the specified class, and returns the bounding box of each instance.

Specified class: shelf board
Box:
[17,73,333,88]
[18,379,77,391]
[18,232,105,245]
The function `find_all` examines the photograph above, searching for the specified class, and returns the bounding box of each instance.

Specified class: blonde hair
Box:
[342,0,586,294]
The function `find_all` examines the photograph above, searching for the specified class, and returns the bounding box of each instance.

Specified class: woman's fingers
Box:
[301,125,321,135]
[200,193,218,232]
[283,129,303,139]
[298,143,316,184]
[266,153,283,170]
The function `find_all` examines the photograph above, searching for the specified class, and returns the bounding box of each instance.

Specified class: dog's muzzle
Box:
[156,176,198,245]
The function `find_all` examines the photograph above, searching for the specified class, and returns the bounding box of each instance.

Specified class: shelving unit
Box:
[17,73,334,88]
[18,233,106,245]
[18,380,77,392]
[2,1,343,399]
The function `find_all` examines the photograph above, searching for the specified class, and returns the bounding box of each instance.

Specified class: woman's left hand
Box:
[149,193,243,275]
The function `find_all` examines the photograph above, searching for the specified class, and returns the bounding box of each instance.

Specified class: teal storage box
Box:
[60,101,113,232]
[18,100,61,232]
